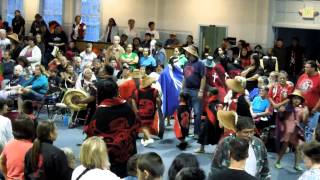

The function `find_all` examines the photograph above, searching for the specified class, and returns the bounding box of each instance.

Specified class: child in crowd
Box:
[47,69,62,99]
[174,93,191,150]
[168,153,199,180]
[22,100,37,127]
[72,56,82,75]
[175,167,206,180]
[137,152,164,180]
[124,154,139,180]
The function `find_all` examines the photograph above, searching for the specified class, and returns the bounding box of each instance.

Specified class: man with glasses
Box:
[208,114,270,180]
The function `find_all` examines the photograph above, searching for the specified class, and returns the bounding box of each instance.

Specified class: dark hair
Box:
[254,45,262,50]
[175,167,205,180]
[27,36,36,43]
[168,153,199,180]
[35,14,42,19]
[15,10,21,14]
[229,137,249,161]
[315,123,320,142]
[0,99,7,111]
[23,100,34,114]
[155,41,163,48]
[235,116,255,132]
[276,38,283,42]
[96,78,118,102]
[108,18,117,26]
[30,121,56,169]
[17,56,30,67]
[302,141,320,163]
[137,152,164,178]
[13,114,35,140]
[127,154,139,176]
[306,60,318,70]
[251,53,261,68]
[74,15,81,21]
[292,36,300,42]
[148,21,155,27]
[104,64,114,76]
[144,33,152,37]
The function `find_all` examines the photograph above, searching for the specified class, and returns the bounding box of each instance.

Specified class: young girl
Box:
[195,87,223,153]
[132,76,161,147]
[174,93,191,150]
[275,89,309,171]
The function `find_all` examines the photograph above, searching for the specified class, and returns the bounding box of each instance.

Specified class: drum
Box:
[62,89,89,111]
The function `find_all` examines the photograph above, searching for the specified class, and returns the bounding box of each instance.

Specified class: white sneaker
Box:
[143,138,154,147]
[141,139,146,146]
[56,103,67,108]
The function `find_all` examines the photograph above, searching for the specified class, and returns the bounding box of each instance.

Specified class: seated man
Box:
[165,33,180,47]
[208,114,270,180]
[0,65,26,99]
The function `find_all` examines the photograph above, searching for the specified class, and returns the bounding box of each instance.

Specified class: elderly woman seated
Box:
[0,65,26,99]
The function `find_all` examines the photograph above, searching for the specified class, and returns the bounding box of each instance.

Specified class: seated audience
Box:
[153,42,167,66]
[0,114,34,180]
[19,37,42,71]
[61,64,77,89]
[106,35,125,64]
[139,48,156,69]
[73,56,82,75]
[208,137,257,180]
[165,32,180,47]
[71,136,120,180]
[65,41,80,60]
[137,152,164,180]
[24,120,72,180]
[175,167,206,180]
[141,33,152,49]
[120,44,139,70]
[0,29,10,52]
[22,100,37,123]
[298,142,320,180]
[168,153,199,180]
[80,43,97,69]
[1,50,14,80]
[120,34,129,47]
[47,69,62,98]
[241,54,263,92]
[0,100,13,151]
[20,64,48,101]
[0,65,26,99]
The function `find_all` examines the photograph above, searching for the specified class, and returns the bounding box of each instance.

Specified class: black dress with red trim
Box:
[85,97,137,178]
[198,95,223,145]
[173,104,190,140]
[134,87,163,135]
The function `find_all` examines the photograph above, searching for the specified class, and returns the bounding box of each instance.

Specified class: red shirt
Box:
[268,82,294,104]
[296,73,320,109]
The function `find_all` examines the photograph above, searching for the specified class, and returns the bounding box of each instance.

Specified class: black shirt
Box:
[12,16,25,35]
[209,169,257,180]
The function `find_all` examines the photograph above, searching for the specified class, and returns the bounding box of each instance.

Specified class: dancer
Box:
[275,89,309,171]
[174,92,191,150]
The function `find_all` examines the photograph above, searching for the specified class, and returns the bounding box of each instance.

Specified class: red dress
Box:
[281,106,305,145]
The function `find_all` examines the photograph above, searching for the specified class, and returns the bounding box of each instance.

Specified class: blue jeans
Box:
[304,112,320,142]
[184,88,202,136]
[22,90,45,101]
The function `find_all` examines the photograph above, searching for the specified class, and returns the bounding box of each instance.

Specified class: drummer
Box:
[69,68,97,128]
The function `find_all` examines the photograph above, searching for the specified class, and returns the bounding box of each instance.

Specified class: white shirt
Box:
[19,45,42,71]
[0,115,13,149]
[146,29,160,40]
[71,165,121,180]
[79,51,97,69]
[0,38,11,52]
[123,27,139,42]
[245,144,257,177]
[73,24,80,40]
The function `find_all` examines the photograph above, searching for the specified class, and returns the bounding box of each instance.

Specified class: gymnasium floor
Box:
[49,117,302,180]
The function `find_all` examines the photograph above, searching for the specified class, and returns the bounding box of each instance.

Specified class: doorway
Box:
[199,25,227,59]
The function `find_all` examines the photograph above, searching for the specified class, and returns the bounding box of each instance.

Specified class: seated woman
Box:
[0,114,34,180]
[241,54,264,92]
[105,35,125,65]
[60,64,77,89]
[79,43,97,69]
[250,86,271,133]
[139,48,156,69]
[24,121,72,180]
[20,64,48,101]
[71,136,120,180]
[120,44,139,70]
[0,65,26,99]
[19,36,42,71]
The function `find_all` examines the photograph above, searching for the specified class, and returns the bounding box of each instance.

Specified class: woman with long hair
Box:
[24,121,72,180]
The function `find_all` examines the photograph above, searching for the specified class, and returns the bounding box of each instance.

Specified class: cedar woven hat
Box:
[288,89,305,103]
[7,33,20,43]
[183,45,199,58]
[226,76,246,93]
[217,110,238,131]
[141,76,156,89]
[130,69,141,79]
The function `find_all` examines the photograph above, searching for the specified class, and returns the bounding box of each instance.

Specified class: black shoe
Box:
[176,142,188,150]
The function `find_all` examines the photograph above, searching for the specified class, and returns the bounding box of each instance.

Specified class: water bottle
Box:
[63,114,69,127]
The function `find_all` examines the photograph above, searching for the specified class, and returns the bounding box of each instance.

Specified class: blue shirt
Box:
[23,74,49,95]
[183,59,205,89]
[139,56,157,67]
[252,96,270,113]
